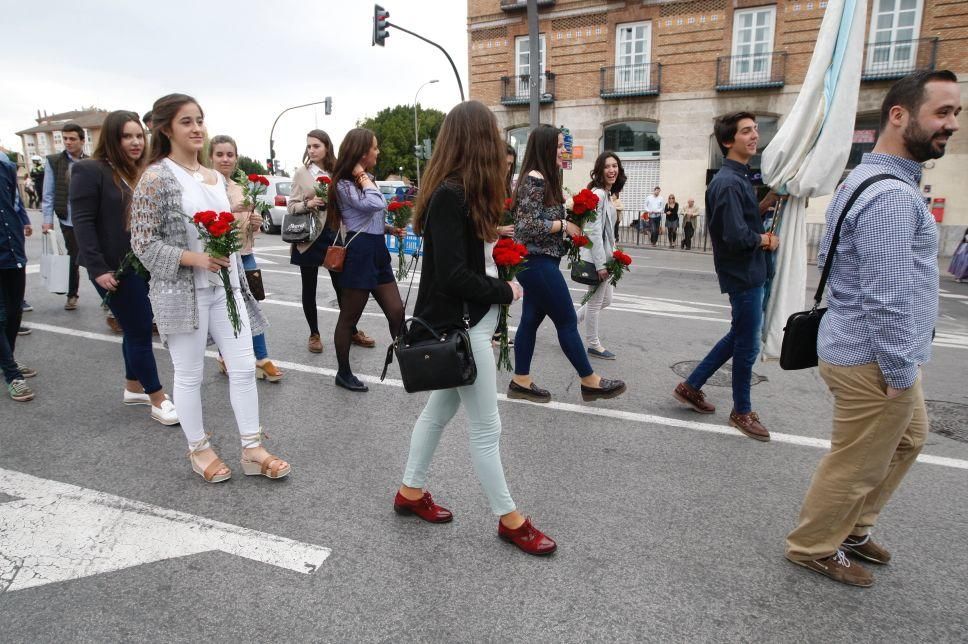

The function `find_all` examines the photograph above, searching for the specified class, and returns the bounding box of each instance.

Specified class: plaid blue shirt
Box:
[817,153,938,389]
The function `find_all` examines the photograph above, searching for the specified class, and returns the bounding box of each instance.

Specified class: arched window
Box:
[708,115,778,171]
[507,126,530,174]
[602,121,660,158]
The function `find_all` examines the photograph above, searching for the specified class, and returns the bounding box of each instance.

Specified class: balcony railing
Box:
[500,0,555,11]
[715,51,786,91]
[500,72,556,105]
[600,63,662,99]
[862,38,938,82]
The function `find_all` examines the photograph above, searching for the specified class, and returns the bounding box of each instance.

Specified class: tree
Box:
[237,156,268,175]
[357,104,445,182]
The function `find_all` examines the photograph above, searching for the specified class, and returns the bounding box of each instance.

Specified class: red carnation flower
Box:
[258,176,270,186]
[247,173,259,182]
[571,235,590,247]
[504,198,513,210]
[217,211,234,225]
[207,220,231,238]
[387,201,402,212]
[193,210,217,226]
[317,175,332,184]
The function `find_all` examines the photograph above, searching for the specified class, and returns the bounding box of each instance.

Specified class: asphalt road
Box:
[2,212,966,642]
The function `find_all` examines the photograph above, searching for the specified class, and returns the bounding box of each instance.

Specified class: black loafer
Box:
[335,373,369,392]
[507,380,551,403]
[581,378,627,402]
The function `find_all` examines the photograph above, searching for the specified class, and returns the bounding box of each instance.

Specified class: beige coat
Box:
[288,165,329,254]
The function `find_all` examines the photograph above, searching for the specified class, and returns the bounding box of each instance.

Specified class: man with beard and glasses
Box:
[784,70,961,588]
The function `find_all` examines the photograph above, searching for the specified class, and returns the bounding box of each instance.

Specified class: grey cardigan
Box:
[579,187,617,270]
[130,162,268,337]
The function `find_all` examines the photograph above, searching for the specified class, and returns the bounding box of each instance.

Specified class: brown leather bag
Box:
[322,228,358,272]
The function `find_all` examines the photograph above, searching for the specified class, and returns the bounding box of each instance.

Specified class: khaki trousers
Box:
[785,361,928,561]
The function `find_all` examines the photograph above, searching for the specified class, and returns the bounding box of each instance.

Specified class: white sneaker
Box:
[151,399,180,426]
[123,389,152,406]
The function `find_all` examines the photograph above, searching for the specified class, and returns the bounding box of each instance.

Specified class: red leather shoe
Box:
[498,517,557,556]
[393,491,453,523]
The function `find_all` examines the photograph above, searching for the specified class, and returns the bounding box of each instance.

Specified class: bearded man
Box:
[784,70,962,587]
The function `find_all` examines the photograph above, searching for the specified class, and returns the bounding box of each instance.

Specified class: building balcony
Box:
[715,51,786,91]
[600,63,662,99]
[500,72,556,106]
[500,0,555,11]
[861,38,938,82]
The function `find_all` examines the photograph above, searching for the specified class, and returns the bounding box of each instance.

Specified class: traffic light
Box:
[373,4,390,47]
[422,138,432,160]
[266,158,274,174]
[324,96,332,116]
[413,144,423,160]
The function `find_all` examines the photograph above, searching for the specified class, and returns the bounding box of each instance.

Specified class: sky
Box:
[0,0,469,174]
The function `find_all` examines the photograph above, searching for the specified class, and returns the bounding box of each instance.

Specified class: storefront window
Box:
[603,121,660,158]
[846,115,880,170]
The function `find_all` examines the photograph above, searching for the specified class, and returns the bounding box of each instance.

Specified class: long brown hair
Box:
[303,129,336,172]
[326,128,376,230]
[94,110,145,190]
[587,151,626,196]
[413,101,503,242]
[515,124,563,207]
[146,93,203,167]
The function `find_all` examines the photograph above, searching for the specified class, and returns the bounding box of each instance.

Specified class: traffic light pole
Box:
[385,21,465,102]
[268,98,332,175]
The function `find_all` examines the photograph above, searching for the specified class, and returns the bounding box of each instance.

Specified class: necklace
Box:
[168,157,205,183]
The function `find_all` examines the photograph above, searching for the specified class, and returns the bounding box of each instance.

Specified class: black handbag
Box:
[380,210,477,392]
[570,259,599,286]
[244,268,265,301]
[780,173,896,370]
[281,210,316,244]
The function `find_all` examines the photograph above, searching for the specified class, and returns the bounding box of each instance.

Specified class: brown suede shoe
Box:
[351,330,376,348]
[308,333,323,353]
[673,381,715,414]
[842,535,891,565]
[786,550,874,587]
[106,315,122,334]
[729,410,770,442]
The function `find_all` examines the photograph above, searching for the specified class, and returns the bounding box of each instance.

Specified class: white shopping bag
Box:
[41,230,71,294]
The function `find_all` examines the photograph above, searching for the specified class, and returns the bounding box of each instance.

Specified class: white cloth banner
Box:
[760,0,868,359]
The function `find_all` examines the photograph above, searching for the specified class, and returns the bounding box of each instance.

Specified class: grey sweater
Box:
[130,162,268,336]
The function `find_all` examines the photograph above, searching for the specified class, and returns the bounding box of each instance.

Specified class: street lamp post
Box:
[268,97,332,175]
[414,79,438,186]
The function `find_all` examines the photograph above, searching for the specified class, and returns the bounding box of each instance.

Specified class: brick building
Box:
[468,0,968,251]
[16,108,106,161]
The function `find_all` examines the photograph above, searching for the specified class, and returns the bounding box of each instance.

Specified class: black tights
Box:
[335,283,404,376]
[300,266,356,336]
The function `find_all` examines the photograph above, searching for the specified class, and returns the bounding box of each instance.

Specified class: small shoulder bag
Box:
[779,174,897,370]
[380,209,477,393]
[322,225,360,272]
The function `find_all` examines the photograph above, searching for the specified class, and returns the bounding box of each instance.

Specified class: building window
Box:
[847,115,880,170]
[507,126,530,176]
[37,132,49,155]
[603,121,660,158]
[730,6,776,84]
[708,115,778,172]
[614,22,652,91]
[866,0,923,77]
[515,35,547,97]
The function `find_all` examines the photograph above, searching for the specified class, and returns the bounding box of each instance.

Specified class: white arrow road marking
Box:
[21,323,968,472]
[0,468,330,593]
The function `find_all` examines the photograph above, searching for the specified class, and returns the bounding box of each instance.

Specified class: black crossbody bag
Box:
[380,209,477,393]
[779,174,896,370]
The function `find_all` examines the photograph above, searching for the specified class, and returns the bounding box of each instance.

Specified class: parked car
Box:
[375,180,406,204]
[257,176,292,234]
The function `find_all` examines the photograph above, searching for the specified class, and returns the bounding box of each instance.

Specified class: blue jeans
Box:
[686,285,764,414]
[92,273,163,394]
[241,253,268,360]
[403,306,515,515]
[513,254,594,378]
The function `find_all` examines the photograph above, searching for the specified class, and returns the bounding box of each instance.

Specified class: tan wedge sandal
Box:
[188,434,232,483]
[255,360,284,383]
[240,429,291,479]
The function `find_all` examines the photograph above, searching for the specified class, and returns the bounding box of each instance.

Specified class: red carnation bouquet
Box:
[190,210,245,337]
[564,188,600,268]
[233,170,271,217]
[387,200,414,279]
[580,248,633,306]
[314,174,332,204]
[492,238,529,371]
[501,197,514,227]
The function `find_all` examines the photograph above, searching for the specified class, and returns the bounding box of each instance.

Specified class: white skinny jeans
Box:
[167,286,260,447]
[577,281,613,350]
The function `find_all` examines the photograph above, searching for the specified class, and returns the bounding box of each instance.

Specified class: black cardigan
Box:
[70,159,131,278]
[411,183,513,331]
